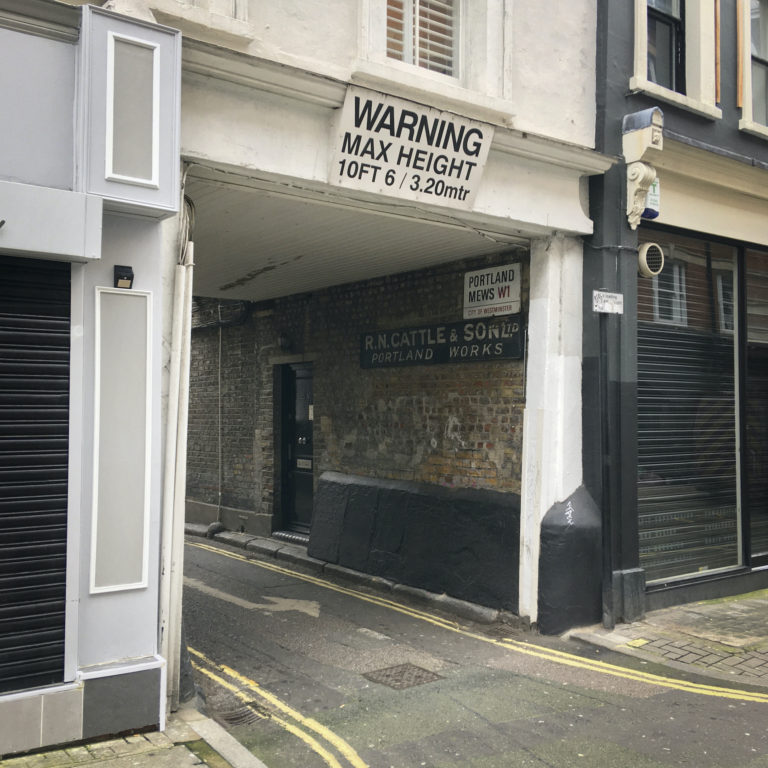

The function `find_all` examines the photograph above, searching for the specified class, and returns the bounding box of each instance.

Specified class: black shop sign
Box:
[360,316,524,369]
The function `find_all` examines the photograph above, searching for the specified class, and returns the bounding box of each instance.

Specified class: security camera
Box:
[638,242,664,278]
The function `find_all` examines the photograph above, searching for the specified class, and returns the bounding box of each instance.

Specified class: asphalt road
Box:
[183,539,768,768]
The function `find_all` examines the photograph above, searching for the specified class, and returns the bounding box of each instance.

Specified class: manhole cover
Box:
[363,663,442,690]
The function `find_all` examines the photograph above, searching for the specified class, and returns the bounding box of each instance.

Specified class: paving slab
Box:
[0,709,267,768]
[569,589,768,689]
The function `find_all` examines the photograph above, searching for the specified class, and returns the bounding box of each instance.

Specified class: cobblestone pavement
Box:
[569,589,768,687]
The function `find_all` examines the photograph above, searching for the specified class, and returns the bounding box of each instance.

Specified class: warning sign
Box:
[330,86,494,210]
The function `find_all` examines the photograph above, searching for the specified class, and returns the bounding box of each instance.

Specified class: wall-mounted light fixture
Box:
[114,265,134,289]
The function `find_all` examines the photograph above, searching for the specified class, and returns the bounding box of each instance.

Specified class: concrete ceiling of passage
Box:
[184,166,527,302]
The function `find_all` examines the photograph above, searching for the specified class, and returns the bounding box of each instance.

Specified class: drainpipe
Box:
[159,198,194,714]
[168,242,194,709]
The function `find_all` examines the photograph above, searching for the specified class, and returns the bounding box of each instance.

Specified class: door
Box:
[282,363,314,533]
[0,255,70,693]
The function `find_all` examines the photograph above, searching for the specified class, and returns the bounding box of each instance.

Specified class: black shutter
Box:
[0,255,70,694]
[637,240,740,583]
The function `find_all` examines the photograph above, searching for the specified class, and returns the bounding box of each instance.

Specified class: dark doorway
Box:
[280,363,314,534]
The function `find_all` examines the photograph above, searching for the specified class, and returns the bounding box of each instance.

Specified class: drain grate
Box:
[363,663,442,690]
[483,624,519,640]
[217,705,264,727]
[272,530,310,545]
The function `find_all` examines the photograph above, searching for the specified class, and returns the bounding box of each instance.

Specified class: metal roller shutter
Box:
[0,255,70,694]
[637,238,740,583]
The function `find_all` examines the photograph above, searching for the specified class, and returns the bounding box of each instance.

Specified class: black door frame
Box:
[276,362,314,534]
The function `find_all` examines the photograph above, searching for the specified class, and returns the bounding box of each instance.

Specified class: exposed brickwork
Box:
[186,252,528,521]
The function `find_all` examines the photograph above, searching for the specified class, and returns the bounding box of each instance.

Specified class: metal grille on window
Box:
[0,255,70,694]
[752,0,768,124]
[387,0,455,77]
[637,236,740,583]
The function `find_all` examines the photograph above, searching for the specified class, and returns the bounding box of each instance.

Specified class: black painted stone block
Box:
[82,668,160,739]
[309,478,347,563]
[309,472,520,611]
[537,485,602,635]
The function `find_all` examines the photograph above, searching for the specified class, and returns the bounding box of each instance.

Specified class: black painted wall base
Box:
[309,472,521,612]
[537,486,602,635]
[82,668,161,739]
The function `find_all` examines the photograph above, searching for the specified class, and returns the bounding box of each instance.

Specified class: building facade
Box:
[587,0,768,625]
[0,0,185,755]
[176,0,611,633]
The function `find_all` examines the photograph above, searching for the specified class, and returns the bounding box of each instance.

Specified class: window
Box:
[716,271,735,333]
[632,0,720,118]
[751,0,768,124]
[653,258,688,325]
[386,0,456,77]
[647,0,685,93]
[739,0,768,136]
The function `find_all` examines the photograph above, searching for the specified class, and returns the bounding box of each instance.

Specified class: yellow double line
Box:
[190,647,368,768]
[188,540,768,704]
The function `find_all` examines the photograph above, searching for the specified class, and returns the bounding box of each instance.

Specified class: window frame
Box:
[716,270,736,333]
[632,0,722,119]
[359,0,510,104]
[647,1,685,93]
[386,0,457,78]
[652,257,689,326]
[739,0,768,138]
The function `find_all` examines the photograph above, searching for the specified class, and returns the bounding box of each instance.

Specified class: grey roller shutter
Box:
[637,239,740,583]
[0,255,70,694]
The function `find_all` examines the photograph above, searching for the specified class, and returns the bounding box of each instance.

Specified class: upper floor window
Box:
[647,0,685,92]
[386,0,456,77]
[751,0,768,124]
[632,0,721,119]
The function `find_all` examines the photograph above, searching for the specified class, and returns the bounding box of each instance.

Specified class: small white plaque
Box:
[593,290,624,314]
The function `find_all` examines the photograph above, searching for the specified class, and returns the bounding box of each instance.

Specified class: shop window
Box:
[653,259,688,325]
[632,0,721,118]
[386,0,456,77]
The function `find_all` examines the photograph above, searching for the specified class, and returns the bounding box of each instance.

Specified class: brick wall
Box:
[186,251,528,522]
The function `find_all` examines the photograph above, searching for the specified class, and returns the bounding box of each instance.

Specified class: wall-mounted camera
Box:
[638,242,665,278]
